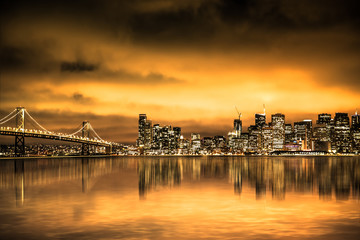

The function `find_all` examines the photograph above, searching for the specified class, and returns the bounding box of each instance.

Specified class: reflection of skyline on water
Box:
[138,157,359,201]
[0,157,358,203]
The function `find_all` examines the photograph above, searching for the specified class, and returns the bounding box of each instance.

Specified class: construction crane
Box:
[235,106,242,120]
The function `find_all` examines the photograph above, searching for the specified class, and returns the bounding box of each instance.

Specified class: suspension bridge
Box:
[0,107,120,156]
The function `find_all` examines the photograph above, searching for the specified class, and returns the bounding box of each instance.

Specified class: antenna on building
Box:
[235,106,242,120]
[356,108,358,115]
[263,104,266,115]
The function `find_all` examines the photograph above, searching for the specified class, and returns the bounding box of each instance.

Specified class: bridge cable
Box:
[88,123,105,142]
[68,124,88,136]
[0,111,20,125]
[0,109,17,122]
[24,109,49,132]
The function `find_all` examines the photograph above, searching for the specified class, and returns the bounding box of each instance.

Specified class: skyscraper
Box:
[152,124,161,150]
[248,125,261,153]
[173,127,182,150]
[137,114,147,147]
[333,113,351,153]
[294,120,312,150]
[144,120,152,149]
[285,124,294,144]
[351,111,360,153]
[234,119,242,137]
[271,113,285,150]
[255,114,266,128]
[190,133,201,154]
[317,113,331,125]
[261,124,273,153]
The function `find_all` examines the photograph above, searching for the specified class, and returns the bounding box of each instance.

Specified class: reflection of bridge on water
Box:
[0,107,120,156]
[0,158,137,206]
[0,157,358,205]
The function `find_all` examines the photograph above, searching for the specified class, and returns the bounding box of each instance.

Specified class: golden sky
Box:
[1,0,360,143]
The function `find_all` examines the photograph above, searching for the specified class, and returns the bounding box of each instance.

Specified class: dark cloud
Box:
[61,61,98,72]
[72,92,94,104]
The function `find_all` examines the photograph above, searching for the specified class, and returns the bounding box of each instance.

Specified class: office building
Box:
[137,114,152,148]
[261,124,273,153]
[271,113,285,150]
[285,124,294,144]
[332,113,351,153]
[248,125,261,153]
[352,111,360,153]
[294,120,312,150]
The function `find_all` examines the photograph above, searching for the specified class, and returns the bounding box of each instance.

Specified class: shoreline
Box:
[0,154,358,160]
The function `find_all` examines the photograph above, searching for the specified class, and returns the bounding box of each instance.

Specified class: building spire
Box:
[263,104,266,115]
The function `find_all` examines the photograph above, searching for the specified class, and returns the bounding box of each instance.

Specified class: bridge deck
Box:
[0,129,116,147]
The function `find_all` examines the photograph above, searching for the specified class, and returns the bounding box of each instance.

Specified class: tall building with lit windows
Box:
[248,125,261,153]
[152,124,162,149]
[271,113,285,150]
[234,119,242,137]
[285,124,294,144]
[173,127,182,150]
[190,133,201,154]
[317,113,331,125]
[294,120,312,150]
[137,114,148,147]
[261,124,273,153]
[352,111,360,153]
[313,113,332,151]
[144,120,152,149]
[255,113,266,128]
[332,113,351,153]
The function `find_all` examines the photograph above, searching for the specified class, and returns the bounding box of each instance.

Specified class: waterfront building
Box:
[173,127,181,150]
[333,113,351,153]
[285,124,294,144]
[352,111,360,153]
[248,125,261,153]
[190,133,201,154]
[202,137,213,153]
[271,113,285,150]
[137,114,152,148]
[261,124,273,153]
[317,113,331,125]
[312,124,331,151]
[228,131,239,150]
[294,120,312,150]
[213,135,227,151]
[332,113,351,153]
[234,119,242,138]
[144,120,152,149]
[152,124,162,150]
[160,126,171,152]
[255,113,266,128]
[239,133,249,153]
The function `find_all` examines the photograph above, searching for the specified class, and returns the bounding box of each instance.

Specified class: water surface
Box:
[0,156,359,239]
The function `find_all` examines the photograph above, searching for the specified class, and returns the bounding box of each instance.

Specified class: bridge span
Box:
[0,107,120,156]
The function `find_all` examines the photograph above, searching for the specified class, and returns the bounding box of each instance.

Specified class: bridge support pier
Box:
[82,143,90,156]
[15,135,25,156]
[105,145,112,155]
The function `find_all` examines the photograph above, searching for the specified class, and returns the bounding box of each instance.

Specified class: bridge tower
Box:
[81,121,90,155]
[15,107,25,156]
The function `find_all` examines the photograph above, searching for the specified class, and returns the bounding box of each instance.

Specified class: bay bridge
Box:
[0,107,120,156]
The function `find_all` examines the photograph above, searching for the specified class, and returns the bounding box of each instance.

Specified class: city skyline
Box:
[136,110,359,155]
[0,107,359,145]
[1,0,360,143]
